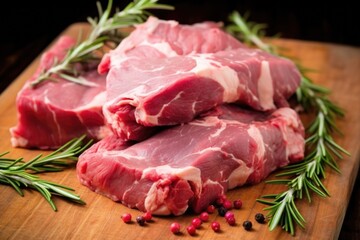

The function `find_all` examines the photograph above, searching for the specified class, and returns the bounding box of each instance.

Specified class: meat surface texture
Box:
[77,105,305,216]
[104,48,301,141]
[10,36,111,149]
[98,16,245,74]
[99,17,301,141]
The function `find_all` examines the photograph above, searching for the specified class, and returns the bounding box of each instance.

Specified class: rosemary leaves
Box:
[226,11,349,235]
[0,136,92,211]
[30,0,173,88]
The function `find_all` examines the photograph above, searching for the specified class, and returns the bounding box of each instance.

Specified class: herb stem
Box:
[30,0,173,88]
[0,136,92,211]
[227,11,349,235]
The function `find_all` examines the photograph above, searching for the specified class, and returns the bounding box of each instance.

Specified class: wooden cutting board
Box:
[0,23,359,240]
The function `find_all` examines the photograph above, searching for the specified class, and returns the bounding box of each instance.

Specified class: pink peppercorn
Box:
[143,212,152,222]
[170,222,181,234]
[226,216,236,226]
[223,199,233,210]
[211,221,221,232]
[200,212,209,222]
[186,225,196,236]
[224,211,234,219]
[191,217,202,229]
[207,205,216,214]
[121,213,132,223]
[233,199,243,209]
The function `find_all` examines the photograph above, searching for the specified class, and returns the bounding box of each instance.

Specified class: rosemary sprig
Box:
[0,136,93,211]
[226,11,350,235]
[30,0,173,88]
[226,11,275,54]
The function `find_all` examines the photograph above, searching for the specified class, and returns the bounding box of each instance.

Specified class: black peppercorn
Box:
[242,220,252,231]
[136,216,146,226]
[217,206,227,217]
[255,213,265,223]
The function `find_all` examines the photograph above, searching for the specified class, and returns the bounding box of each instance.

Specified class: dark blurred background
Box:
[1,0,359,93]
[0,0,358,238]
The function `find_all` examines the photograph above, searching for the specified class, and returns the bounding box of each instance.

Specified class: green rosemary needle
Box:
[226,11,350,235]
[0,136,93,211]
[30,0,173,88]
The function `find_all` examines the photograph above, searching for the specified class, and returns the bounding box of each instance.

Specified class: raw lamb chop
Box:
[77,105,304,216]
[97,17,254,141]
[103,47,301,141]
[10,36,110,149]
[98,17,301,141]
[98,16,245,74]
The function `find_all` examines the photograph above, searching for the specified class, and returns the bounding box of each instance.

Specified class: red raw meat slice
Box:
[104,48,301,141]
[10,36,110,149]
[98,16,245,73]
[77,105,304,215]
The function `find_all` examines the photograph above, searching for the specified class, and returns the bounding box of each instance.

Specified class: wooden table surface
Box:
[0,23,359,240]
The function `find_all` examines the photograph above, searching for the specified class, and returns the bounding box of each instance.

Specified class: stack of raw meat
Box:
[11,17,305,215]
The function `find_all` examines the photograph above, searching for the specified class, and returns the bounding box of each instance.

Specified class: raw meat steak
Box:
[10,36,111,149]
[98,17,256,141]
[103,47,301,141]
[98,16,245,74]
[77,105,304,216]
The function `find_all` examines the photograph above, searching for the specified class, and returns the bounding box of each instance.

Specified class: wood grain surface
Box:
[0,23,359,240]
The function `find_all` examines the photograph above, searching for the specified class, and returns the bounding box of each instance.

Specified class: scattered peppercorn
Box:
[233,199,243,209]
[200,212,209,222]
[191,217,202,229]
[186,225,196,236]
[170,222,181,234]
[217,206,227,217]
[225,211,236,226]
[143,212,152,222]
[136,216,146,226]
[224,211,234,220]
[242,220,252,231]
[206,204,216,214]
[255,213,265,223]
[226,216,236,226]
[223,199,233,210]
[211,221,221,232]
[121,213,132,223]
